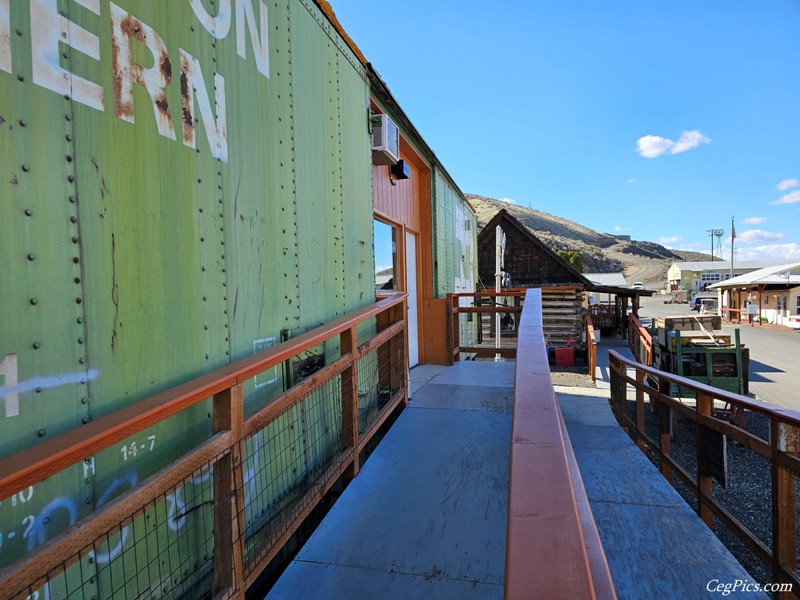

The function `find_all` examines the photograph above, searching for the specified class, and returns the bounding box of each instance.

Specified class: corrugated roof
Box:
[709,262,800,288]
[584,272,627,287]
[671,260,785,271]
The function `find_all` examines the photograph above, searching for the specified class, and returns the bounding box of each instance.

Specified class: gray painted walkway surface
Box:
[268,342,764,599]
[268,361,514,600]
[559,339,765,599]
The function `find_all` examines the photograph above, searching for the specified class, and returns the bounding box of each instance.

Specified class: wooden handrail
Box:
[608,349,800,592]
[628,314,653,366]
[0,293,407,501]
[0,295,409,599]
[609,349,800,425]
[586,315,597,383]
[505,289,614,599]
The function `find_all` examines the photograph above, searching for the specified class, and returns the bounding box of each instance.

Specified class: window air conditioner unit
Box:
[371,114,399,165]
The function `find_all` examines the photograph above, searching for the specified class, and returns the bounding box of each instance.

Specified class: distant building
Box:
[477,211,649,349]
[709,262,800,326]
[584,272,628,306]
[667,260,786,292]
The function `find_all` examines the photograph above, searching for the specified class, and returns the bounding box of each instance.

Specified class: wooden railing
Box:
[445,291,526,363]
[586,315,597,383]
[627,313,653,366]
[588,303,618,330]
[0,294,408,600]
[505,289,616,600]
[609,350,800,597]
[723,307,746,323]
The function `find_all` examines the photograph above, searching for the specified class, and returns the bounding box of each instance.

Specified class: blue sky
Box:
[333,1,800,261]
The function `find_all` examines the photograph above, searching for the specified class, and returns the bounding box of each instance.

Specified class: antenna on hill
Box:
[707,228,724,261]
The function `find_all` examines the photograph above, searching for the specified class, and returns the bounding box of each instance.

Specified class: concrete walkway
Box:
[267,361,514,599]
[556,339,766,599]
[268,341,765,599]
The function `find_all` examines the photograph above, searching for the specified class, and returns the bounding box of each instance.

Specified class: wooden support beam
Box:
[213,383,245,599]
[658,377,672,481]
[635,371,645,452]
[340,326,360,481]
[771,421,799,595]
[695,391,714,528]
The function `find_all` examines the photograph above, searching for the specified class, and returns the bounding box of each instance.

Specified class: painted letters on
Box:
[236,0,269,78]
[29,0,103,110]
[0,354,18,418]
[110,3,176,140]
[188,0,232,40]
[180,49,228,161]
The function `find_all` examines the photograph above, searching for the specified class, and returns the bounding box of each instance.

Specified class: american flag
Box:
[732,220,736,240]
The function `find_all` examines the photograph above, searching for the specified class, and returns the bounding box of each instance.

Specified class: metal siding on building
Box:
[0,0,372,581]
[433,169,477,346]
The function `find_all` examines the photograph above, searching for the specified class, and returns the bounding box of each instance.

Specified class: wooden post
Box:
[635,370,645,451]
[695,391,714,528]
[445,294,454,366]
[771,421,799,594]
[452,297,461,363]
[213,383,245,598]
[340,326,360,481]
[658,377,672,481]
[396,299,408,407]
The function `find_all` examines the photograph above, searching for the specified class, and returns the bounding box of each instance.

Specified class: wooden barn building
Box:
[477,210,645,355]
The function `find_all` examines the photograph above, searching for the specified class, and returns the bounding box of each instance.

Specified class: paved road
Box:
[638,295,800,412]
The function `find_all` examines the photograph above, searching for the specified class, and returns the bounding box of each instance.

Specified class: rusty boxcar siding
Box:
[0,0,372,585]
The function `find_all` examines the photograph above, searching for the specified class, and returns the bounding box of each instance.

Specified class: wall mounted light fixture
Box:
[389,159,410,186]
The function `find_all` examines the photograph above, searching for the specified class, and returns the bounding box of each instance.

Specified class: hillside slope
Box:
[467,194,711,287]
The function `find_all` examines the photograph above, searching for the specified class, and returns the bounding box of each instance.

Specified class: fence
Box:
[586,316,597,383]
[609,349,800,597]
[0,294,407,599]
[445,291,526,363]
[627,313,653,366]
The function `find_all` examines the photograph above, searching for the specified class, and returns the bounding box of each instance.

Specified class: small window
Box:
[374,219,398,290]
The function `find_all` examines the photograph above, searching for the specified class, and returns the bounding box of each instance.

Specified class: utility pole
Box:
[730,216,735,279]
[707,229,715,261]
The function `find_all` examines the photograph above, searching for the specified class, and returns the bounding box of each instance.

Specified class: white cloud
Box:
[636,130,710,158]
[736,229,785,244]
[499,197,518,205]
[677,242,701,250]
[741,216,767,225]
[614,225,623,232]
[777,178,799,191]
[671,130,711,154]
[626,178,635,184]
[636,135,674,158]
[735,243,800,261]
[772,190,800,205]
[659,235,682,245]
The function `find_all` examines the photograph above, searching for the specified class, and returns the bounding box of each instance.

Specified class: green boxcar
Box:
[1,0,373,595]
[433,168,478,346]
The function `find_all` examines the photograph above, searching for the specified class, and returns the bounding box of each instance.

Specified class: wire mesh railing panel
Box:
[357,332,404,436]
[9,454,222,600]
[240,375,345,572]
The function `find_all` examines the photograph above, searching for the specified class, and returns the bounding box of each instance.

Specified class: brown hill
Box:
[467,194,711,288]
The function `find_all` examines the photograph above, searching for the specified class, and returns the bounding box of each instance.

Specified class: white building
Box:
[667,260,786,292]
[709,262,800,326]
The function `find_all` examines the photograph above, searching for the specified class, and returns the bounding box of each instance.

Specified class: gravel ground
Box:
[625,398,798,589]
[550,367,595,388]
